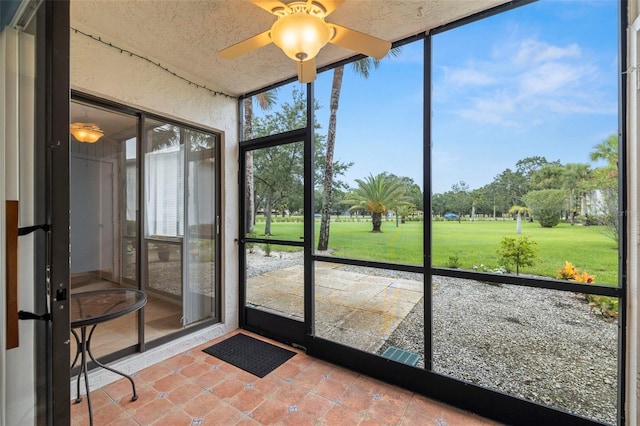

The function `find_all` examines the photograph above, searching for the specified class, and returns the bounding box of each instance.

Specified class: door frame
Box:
[33,1,71,424]
[238,127,312,347]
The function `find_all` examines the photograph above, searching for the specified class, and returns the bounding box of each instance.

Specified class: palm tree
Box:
[243,91,277,235]
[343,173,407,233]
[317,49,401,250]
[589,134,619,244]
[508,205,531,234]
[589,133,618,168]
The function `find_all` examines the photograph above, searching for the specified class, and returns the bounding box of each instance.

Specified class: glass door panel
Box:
[144,120,219,338]
[184,129,217,324]
[122,137,137,284]
[70,102,138,359]
[144,120,185,336]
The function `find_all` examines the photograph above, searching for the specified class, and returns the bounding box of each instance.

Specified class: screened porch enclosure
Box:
[238,1,624,424]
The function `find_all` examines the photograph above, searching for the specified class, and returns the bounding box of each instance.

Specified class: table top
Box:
[70,289,147,328]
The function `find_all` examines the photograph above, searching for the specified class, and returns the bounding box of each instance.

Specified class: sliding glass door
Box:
[145,119,218,329]
[68,95,221,362]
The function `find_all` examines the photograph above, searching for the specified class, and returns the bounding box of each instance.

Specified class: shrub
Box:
[586,295,618,320]
[522,189,567,228]
[497,236,538,275]
[447,255,461,269]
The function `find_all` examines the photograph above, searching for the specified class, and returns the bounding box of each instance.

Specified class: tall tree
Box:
[515,156,549,179]
[530,162,564,190]
[449,181,471,219]
[251,89,351,237]
[251,90,307,235]
[318,49,400,251]
[343,173,407,233]
[243,91,277,235]
[253,143,304,235]
[562,163,591,222]
[492,168,528,209]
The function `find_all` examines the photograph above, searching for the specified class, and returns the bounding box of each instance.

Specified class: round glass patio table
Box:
[70,289,147,426]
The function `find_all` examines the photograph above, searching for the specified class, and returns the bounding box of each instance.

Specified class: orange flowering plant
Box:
[556,261,617,319]
[556,261,595,283]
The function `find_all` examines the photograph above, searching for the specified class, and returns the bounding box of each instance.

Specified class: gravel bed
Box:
[247,251,618,424]
[246,248,305,278]
[381,276,618,425]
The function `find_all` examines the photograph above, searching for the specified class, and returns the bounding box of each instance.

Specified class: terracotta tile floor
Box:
[71,331,499,426]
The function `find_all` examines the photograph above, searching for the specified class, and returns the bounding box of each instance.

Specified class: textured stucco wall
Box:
[70,30,240,364]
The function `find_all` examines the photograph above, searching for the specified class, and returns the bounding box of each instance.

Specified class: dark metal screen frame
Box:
[34,2,71,424]
[236,0,627,424]
[238,126,310,347]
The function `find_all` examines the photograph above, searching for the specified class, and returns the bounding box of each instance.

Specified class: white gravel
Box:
[382,275,618,425]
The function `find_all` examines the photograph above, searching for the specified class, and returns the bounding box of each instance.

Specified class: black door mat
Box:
[202,333,296,378]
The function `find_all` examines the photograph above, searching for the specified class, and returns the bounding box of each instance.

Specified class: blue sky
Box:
[272,0,619,195]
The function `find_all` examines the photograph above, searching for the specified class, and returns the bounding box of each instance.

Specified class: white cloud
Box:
[514,39,581,65]
[435,36,611,126]
[445,67,496,86]
[458,95,518,126]
[519,62,583,96]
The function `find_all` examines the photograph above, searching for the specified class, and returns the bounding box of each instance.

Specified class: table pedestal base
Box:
[71,325,138,426]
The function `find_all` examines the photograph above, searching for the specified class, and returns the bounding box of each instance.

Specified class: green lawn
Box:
[432,220,618,285]
[252,218,619,285]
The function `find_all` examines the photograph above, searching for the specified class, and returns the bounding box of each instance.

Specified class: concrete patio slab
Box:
[247,262,423,354]
[390,278,424,292]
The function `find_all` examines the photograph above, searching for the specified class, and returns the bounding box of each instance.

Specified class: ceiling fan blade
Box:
[318,0,346,16]
[328,24,391,59]
[219,30,273,59]
[248,0,288,15]
[297,58,317,83]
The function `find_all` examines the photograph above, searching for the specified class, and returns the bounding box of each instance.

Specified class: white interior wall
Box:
[1,26,37,426]
[69,30,240,389]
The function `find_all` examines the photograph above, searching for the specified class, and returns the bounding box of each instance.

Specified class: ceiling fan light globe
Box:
[270,13,331,61]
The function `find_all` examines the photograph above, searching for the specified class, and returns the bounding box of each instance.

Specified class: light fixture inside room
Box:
[69,122,104,143]
[269,6,332,63]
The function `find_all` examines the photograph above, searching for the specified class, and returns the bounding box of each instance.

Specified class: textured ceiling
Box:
[71,0,509,97]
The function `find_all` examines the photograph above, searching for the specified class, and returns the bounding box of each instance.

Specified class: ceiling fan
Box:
[219,0,391,83]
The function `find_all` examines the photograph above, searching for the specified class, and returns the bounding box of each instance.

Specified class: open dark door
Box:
[239,132,308,347]
[35,2,71,424]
